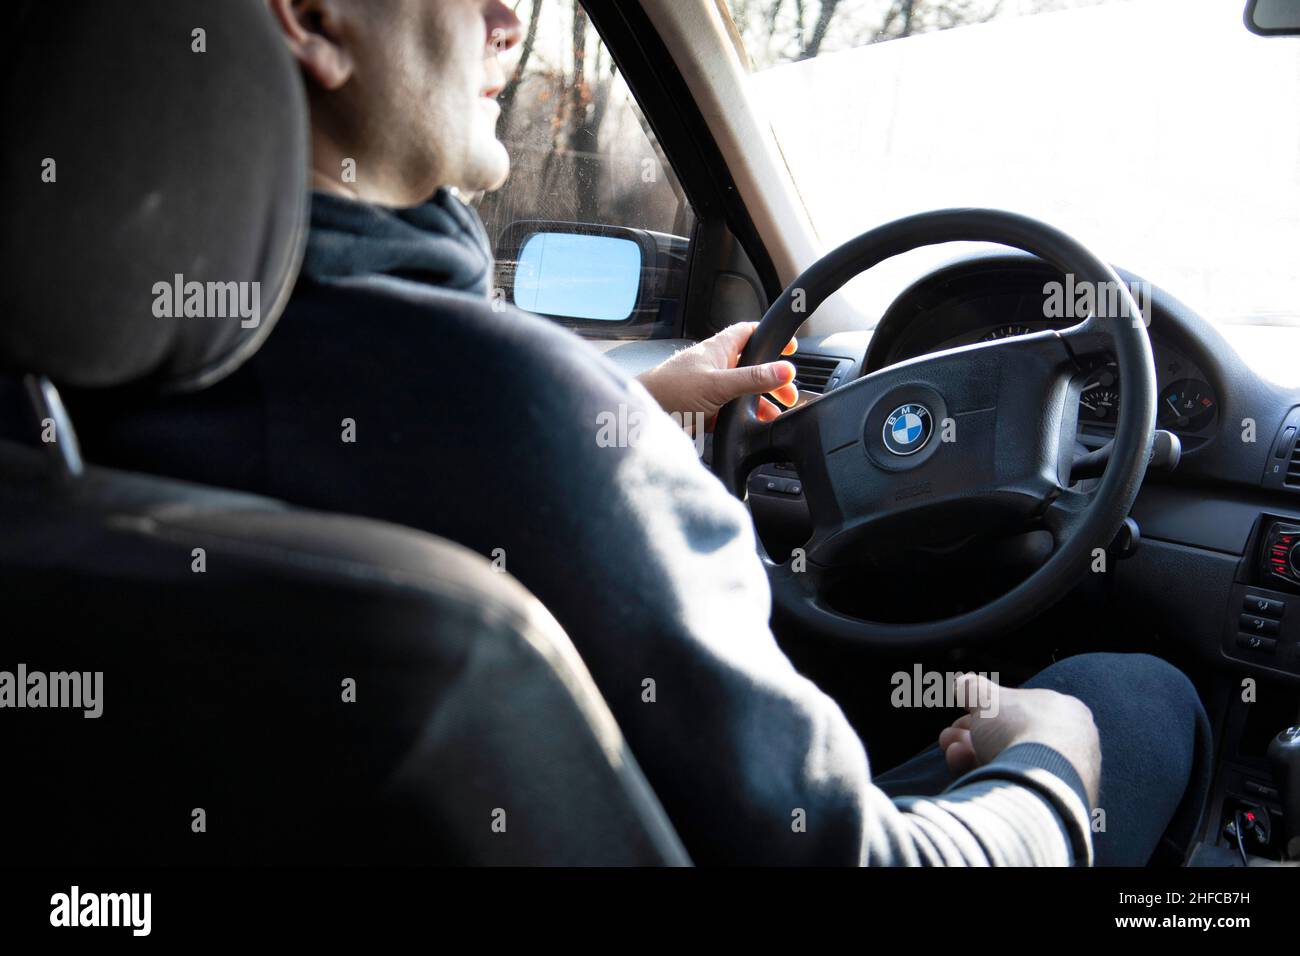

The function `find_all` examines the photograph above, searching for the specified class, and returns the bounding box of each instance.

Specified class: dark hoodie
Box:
[303,189,494,296]
[64,189,1094,865]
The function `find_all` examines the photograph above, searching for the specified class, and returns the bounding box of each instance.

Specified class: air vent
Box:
[1262,408,1300,492]
[790,355,845,394]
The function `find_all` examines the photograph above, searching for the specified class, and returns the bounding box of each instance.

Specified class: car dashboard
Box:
[858,263,1222,454]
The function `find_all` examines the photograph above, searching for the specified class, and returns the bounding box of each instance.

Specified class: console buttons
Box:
[1237,633,1278,653]
[1244,595,1286,617]
[1240,614,1281,636]
[760,476,803,496]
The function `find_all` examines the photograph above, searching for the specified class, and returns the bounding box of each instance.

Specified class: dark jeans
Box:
[875,653,1213,866]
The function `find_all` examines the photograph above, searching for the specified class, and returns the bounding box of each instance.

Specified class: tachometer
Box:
[1158,379,1217,432]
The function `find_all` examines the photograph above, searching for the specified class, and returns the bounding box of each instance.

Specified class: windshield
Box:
[721,0,1300,327]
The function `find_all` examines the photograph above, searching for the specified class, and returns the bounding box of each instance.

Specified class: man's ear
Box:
[266,0,353,91]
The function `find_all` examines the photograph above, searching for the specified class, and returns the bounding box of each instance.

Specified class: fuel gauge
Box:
[1158,379,1217,432]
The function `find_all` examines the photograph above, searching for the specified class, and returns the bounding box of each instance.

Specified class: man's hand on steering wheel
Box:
[638,322,800,433]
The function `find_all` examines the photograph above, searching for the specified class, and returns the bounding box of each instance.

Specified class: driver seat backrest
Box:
[0,0,688,866]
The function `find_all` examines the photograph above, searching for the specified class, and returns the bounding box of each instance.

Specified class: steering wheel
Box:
[713,209,1157,649]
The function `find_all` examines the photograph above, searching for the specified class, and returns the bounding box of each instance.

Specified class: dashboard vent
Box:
[1262,409,1300,492]
[790,355,844,394]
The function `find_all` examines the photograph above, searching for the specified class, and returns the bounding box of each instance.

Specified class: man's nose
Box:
[485,0,522,54]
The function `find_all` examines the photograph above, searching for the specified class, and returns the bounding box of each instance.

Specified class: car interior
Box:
[3,0,1299,872]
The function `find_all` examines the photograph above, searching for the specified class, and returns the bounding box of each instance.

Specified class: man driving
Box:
[68,0,1209,865]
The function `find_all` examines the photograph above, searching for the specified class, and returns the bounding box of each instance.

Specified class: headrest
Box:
[0,0,308,391]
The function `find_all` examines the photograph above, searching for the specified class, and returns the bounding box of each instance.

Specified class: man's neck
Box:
[310,167,364,202]
[308,134,411,206]
[308,132,457,208]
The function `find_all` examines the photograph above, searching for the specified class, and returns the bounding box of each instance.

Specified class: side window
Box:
[473,0,696,338]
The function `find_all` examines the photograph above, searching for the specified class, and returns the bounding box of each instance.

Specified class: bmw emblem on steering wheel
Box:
[882,403,933,456]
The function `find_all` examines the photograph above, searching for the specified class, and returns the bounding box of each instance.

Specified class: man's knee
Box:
[1027,652,1204,787]
[1027,652,1199,716]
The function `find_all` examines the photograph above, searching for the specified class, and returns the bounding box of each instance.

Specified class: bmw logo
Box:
[882,403,933,456]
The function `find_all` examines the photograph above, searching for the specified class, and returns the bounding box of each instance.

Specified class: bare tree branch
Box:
[799,0,843,60]
[901,0,917,35]
[497,0,544,130]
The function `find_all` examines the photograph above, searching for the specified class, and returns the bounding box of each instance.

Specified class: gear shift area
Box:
[1192,692,1300,867]
[1266,725,1300,861]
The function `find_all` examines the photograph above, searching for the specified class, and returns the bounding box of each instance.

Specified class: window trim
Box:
[581,0,783,314]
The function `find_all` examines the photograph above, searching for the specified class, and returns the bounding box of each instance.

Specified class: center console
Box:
[1197,515,1300,863]
[1221,518,1300,674]
[1117,485,1300,864]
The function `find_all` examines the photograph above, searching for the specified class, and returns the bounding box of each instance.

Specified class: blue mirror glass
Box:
[513,232,642,322]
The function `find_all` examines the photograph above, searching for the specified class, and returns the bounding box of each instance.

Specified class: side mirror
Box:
[1246,0,1300,36]
[496,220,686,334]
[514,230,643,322]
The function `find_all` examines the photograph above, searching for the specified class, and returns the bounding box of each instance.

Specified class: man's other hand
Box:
[637,322,798,432]
[939,673,1101,807]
